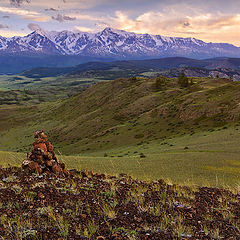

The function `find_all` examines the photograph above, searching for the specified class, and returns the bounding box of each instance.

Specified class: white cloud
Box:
[66,13,103,21]
[0,6,37,15]
[0,6,50,22]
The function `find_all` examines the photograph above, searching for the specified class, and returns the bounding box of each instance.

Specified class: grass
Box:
[0,151,24,166]
[1,166,239,239]
[0,76,240,188]
[0,75,235,154]
[1,129,240,189]
[64,152,240,188]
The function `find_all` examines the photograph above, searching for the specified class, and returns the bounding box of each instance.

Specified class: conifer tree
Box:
[178,70,189,87]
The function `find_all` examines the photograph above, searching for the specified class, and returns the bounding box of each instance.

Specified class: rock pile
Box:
[22,130,70,176]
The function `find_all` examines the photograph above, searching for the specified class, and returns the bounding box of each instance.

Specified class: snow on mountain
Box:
[0,36,7,50]
[0,27,239,59]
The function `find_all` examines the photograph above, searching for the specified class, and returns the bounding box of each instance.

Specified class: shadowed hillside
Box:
[19,57,240,80]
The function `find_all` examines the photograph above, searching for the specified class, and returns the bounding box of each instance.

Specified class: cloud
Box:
[27,23,43,31]
[45,8,58,11]
[0,29,26,37]
[2,0,240,46]
[52,14,76,22]
[25,15,50,22]
[66,13,103,21]
[0,6,37,16]
[75,26,95,32]
[62,15,76,21]
[10,0,111,11]
[183,22,190,27]
[0,6,50,22]
[2,15,10,18]
[0,24,8,29]
[52,14,64,22]
[9,0,30,6]
[102,10,240,46]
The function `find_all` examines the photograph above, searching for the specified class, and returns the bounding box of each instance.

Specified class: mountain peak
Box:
[101,27,130,35]
[102,27,115,32]
[26,29,49,38]
[101,27,120,35]
[0,28,239,58]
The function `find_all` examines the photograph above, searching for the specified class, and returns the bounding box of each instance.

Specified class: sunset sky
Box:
[0,0,239,46]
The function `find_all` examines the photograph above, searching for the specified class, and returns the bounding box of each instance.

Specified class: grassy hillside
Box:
[0,75,239,153]
[1,76,240,187]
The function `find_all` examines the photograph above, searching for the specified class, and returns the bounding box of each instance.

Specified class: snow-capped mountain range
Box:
[0,27,240,59]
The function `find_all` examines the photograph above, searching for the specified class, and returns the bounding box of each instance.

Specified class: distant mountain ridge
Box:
[20,57,240,81]
[0,27,240,59]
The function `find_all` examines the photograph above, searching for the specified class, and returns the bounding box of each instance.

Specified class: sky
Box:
[0,0,239,46]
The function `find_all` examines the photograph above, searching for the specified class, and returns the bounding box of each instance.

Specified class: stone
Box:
[22,130,69,176]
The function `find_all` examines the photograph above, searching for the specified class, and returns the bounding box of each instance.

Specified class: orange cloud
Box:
[0,29,27,37]
[75,26,95,32]
[106,11,240,46]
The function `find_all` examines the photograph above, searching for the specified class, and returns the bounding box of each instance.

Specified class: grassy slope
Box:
[1,76,240,187]
[0,76,238,153]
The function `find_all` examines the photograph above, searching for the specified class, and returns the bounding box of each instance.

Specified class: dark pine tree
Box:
[178,70,189,87]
